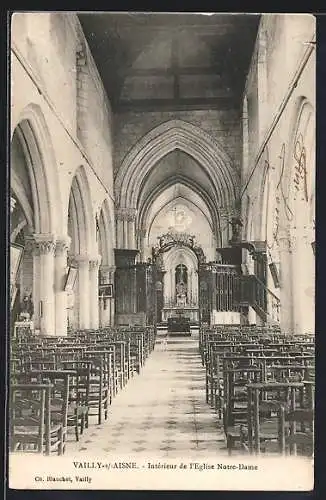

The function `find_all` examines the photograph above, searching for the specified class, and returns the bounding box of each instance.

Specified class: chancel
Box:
[9,11,315,474]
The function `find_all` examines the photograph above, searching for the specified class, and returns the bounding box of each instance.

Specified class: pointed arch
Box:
[67,166,95,256]
[115,119,238,210]
[164,245,199,271]
[98,198,115,265]
[138,174,220,244]
[11,103,63,235]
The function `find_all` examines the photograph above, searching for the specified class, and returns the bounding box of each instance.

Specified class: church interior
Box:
[9,13,315,460]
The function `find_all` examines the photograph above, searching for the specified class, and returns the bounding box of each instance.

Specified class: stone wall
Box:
[113,108,242,177]
[242,14,315,334]
[11,12,116,333]
[11,12,115,219]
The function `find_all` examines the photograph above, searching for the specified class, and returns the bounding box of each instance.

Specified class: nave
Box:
[66,335,226,458]
[9,14,315,486]
[10,324,314,459]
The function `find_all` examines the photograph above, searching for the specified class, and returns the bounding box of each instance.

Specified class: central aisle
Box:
[66,336,227,458]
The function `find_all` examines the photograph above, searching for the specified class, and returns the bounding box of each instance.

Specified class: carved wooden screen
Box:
[115,263,157,325]
[115,267,137,315]
[214,265,240,311]
[155,270,165,323]
[198,264,212,323]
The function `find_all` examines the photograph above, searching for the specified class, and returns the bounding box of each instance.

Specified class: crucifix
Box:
[171,205,178,226]
[179,264,186,282]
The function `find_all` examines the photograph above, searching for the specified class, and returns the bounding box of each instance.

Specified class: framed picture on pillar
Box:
[64,266,78,292]
[10,284,18,309]
[99,284,113,298]
[269,261,280,288]
[10,243,24,284]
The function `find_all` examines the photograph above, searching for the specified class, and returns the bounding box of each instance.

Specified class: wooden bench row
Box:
[10,326,156,455]
[199,326,315,457]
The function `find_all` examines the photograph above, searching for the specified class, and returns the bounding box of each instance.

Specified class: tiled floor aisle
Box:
[66,336,227,458]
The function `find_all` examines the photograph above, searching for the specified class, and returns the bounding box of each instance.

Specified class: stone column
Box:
[242,97,249,180]
[73,254,90,329]
[291,225,315,335]
[100,265,116,326]
[193,270,198,306]
[89,256,101,329]
[33,234,56,336]
[189,270,193,305]
[115,207,137,249]
[278,227,294,334]
[24,236,40,331]
[115,215,124,249]
[138,227,147,261]
[127,209,137,249]
[163,270,169,305]
[54,236,71,336]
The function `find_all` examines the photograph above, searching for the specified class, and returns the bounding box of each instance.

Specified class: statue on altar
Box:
[176,282,187,307]
[175,263,188,307]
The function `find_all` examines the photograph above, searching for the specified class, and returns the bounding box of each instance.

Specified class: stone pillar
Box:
[163,270,169,305]
[242,96,249,180]
[189,270,193,305]
[138,227,147,261]
[54,236,71,336]
[25,237,40,331]
[89,256,101,329]
[100,265,116,326]
[193,270,199,306]
[115,216,124,249]
[278,227,294,334]
[129,209,137,249]
[73,254,90,329]
[291,226,315,335]
[32,234,56,336]
[115,207,137,249]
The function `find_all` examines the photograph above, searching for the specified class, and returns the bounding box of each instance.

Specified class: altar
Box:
[162,306,199,323]
[161,254,199,323]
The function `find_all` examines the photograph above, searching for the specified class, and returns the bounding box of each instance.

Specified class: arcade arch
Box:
[115,120,239,250]
[67,166,99,330]
[10,114,62,336]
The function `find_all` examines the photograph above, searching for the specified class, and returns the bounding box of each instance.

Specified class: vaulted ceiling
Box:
[78,13,260,112]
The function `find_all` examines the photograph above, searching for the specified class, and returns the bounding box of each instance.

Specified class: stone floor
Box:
[66,334,227,458]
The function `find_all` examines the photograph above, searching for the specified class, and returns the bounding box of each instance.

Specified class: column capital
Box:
[26,233,56,256]
[70,253,89,268]
[55,235,71,256]
[89,255,102,271]
[101,265,116,273]
[218,205,240,221]
[115,207,137,222]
